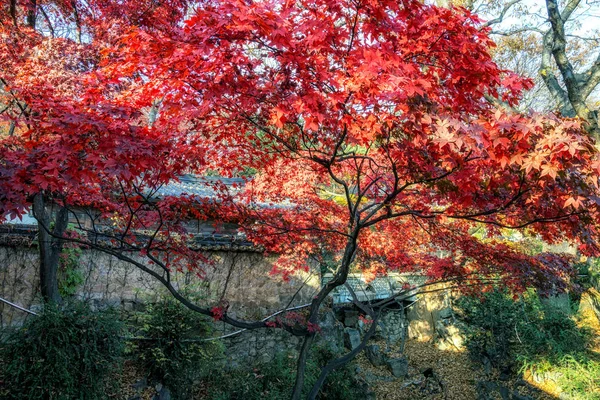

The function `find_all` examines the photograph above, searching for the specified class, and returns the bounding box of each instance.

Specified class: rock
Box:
[131,378,148,393]
[386,357,409,378]
[344,310,359,327]
[319,310,338,330]
[365,344,386,367]
[482,356,493,376]
[319,310,345,351]
[344,328,361,350]
[123,300,136,311]
[434,320,449,339]
[438,307,453,319]
[152,384,171,400]
[498,369,511,381]
[363,371,396,383]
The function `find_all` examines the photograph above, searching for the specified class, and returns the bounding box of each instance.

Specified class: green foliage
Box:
[457,289,600,399]
[577,258,600,291]
[558,356,600,400]
[458,289,589,369]
[0,302,124,400]
[515,304,590,371]
[131,294,223,399]
[456,289,522,370]
[58,246,84,297]
[204,346,365,400]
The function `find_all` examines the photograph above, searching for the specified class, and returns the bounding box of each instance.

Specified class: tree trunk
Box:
[290,335,315,400]
[33,193,68,304]
[26,0,37,29]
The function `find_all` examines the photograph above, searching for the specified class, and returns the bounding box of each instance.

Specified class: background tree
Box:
[462,0,600,137]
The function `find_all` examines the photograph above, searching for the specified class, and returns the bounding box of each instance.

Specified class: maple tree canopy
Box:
[3,1,600,397]
[2,0,600,299]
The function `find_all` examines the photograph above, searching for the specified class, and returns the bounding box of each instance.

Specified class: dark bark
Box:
[26,0,36,28]
[290,231,360,399]
[9,0,18,27]
[33,193,68,304]
[290,335,315,400]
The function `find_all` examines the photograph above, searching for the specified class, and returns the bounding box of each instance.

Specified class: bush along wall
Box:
[129,294,225,400]
[0,301,124,400]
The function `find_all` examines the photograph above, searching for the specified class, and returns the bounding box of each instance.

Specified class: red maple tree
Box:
[2,0,600,398]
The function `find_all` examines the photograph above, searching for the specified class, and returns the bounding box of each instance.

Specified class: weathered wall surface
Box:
[0,246,39,326]
[0,245,321,326]
[406,280,453,341]
[1,244,451,366]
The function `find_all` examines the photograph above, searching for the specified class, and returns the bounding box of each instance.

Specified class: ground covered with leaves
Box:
[355,339,553,400]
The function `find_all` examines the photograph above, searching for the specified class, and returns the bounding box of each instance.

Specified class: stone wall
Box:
[0,245,321,326]
[222,327,303,367]
[0,243,441,366]
[406,281,453,341]
[0,246,39,326]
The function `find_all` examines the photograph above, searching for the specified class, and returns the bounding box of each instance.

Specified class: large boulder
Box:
[438,307,453,320]
[344,327,362,350]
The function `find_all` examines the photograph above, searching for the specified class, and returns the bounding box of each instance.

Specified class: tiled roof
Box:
[323,273,424,304]
[0,224,37,246]
[154,175,245,198]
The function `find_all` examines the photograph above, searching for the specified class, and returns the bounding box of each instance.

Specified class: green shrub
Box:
[458,289,590,371]
[558,356,600,400]
[457,288,599,398]
[456,289,521,371]
[131,295,223,399]
[0,302,124,400]
[204,345,365,400]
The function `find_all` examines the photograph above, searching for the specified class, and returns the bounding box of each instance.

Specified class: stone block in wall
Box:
[317,310,344,352]
[434,320,464,351]
[380,311,407,344]
[438,307,453,320]
[0,247,40,326]
[408,319,434,341]
[406,284,452,341]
